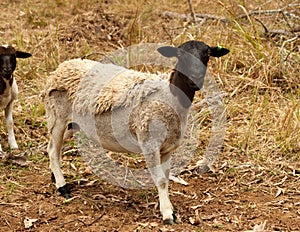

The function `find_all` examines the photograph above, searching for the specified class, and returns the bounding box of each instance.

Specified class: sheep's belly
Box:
[99,137,142,154]
[96,113,142,154]
[74,111,142,154]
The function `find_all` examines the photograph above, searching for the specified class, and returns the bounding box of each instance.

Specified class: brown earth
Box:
[0,0,299,231]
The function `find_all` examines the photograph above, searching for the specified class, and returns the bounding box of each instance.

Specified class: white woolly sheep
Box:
[44,40,229,224]
[0,45,31,151]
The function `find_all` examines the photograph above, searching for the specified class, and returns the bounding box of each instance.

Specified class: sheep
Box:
[44,40,229,224]
[0,45,31,151]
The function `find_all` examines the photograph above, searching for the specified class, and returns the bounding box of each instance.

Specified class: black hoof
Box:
[163,213,178,225]
[67,122,80,130]
[198,164,211,174]
[58,184,72,199]
[51,172,56,183]
[163,218,174,225]
[172,213,178,223]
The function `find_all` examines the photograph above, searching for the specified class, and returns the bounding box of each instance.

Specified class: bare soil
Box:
[1,153,300,231]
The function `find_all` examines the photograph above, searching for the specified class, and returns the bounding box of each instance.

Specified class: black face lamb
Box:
[44,40,229,225]
[0,45,31,151]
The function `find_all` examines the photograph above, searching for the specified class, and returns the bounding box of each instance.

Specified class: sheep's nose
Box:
[2,68,12,78]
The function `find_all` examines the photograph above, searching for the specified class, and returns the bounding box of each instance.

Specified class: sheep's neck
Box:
[0,75,13,95]
[169,71,196,109]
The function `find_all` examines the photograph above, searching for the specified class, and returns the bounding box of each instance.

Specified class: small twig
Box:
[58,209,105,228]
[0,202,23,206]
[281,10,293,31]
[195,13,229,23]
[160,11,229,23]
[160,11,193,21]
[267,29,294,37]
[238,9,300,20]
[162,24,174,45]
[58,218,78,228]
[255,18,269,34]
[255,18,296,37]
[280,36,299,62]
[3,217,12,230]
[82,209,106,226]
[187,0,197,23]
[81,52,117,64]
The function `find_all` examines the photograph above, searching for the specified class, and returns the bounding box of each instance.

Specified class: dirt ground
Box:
[0,0,299,231]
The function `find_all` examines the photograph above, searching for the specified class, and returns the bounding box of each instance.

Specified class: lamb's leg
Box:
[5,102,18,149]
[141,143,175,224]
[47,118,70,197]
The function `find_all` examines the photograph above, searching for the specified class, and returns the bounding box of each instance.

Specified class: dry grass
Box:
[0,0,299,231]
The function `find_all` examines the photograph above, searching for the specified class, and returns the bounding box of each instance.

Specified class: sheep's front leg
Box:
[159,153,176,224]
[141,143,175,224]
[5,102,18,149]
[47,118,70,197]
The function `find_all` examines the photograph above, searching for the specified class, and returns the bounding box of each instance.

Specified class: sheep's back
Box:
[73,64,166,115]
[45,58,168,116]
[45,59,98,101]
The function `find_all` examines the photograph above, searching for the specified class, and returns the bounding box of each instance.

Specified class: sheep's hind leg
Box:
[47,118,70,198]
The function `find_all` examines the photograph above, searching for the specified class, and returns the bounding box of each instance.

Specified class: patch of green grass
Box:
[28,153,48,164]
[4,182,16,196]
[212,223,224,230]
[138,188,157,202]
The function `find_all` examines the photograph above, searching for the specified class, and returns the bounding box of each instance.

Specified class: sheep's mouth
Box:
[1,71,12,80]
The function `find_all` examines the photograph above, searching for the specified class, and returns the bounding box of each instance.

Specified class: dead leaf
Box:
[70,162,77,170]
[11,156,28,166]
[191,204,202,210]
[201,214,218,220]
[245,220,267,232]
[169,174,189,185]
[0,151,10,159]
[0,151,28,166]
[189,209,200,225]
[273,176,287,186]
[159,227,175,232]
[189,216,196,224]
[24,217,38,228]
[84,166,93,175]
[63,195,80,204]
[147,222,157,227]
[275,187,285,198]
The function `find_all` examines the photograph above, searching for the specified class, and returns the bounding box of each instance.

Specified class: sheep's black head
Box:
[0,45,32,80]
[157,40,229,90]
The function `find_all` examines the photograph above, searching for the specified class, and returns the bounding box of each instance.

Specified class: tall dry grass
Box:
[0,0,299,168]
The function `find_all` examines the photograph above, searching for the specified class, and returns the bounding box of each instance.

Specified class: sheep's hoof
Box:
[51,172,56,183]
[67,122,80,130]
[163,213,177,225]
[10,144,18,150]
[58,184,71,199]
[198,164,211,174]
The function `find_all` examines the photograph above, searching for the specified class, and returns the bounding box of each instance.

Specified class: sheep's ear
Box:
[209,46,230,57]
[157,46,178,58]
[16,51,32,58]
